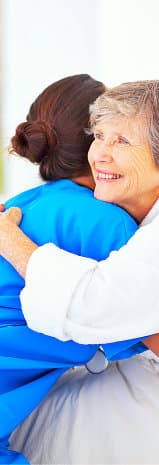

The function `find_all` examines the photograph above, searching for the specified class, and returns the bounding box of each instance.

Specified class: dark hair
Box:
[11,74,105,180]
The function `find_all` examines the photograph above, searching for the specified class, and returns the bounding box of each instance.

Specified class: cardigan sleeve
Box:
[20,215,159,344]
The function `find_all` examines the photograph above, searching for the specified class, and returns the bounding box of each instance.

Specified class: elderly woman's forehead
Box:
[95,114,147,131]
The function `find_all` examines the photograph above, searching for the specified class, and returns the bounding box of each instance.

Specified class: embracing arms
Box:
[0,207,159,353]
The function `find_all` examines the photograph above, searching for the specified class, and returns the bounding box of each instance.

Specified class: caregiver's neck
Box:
[72,175,95,190]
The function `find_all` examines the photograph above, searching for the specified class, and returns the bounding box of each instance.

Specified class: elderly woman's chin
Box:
[94,179,124,205]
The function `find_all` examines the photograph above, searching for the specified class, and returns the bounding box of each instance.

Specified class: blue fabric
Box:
[0,179,147,463]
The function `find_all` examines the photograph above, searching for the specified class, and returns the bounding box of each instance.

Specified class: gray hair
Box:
[89,80,159,166]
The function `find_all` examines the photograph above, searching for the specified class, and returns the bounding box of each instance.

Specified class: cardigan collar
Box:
[141,198,159,226]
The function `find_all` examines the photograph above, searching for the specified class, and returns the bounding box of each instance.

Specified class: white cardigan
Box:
[20,200,159,344]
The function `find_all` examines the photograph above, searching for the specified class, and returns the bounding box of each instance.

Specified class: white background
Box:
[1,0,159,200]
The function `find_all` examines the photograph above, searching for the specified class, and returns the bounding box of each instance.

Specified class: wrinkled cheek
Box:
[126,173,139,198]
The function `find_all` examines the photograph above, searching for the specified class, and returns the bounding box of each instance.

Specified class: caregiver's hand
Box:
[0,207,38,278]
[143,334,159,357]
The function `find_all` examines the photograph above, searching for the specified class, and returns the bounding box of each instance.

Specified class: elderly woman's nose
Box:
[94,146,114,163]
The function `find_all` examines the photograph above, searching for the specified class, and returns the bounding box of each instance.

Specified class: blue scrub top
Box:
[0,179,146,464]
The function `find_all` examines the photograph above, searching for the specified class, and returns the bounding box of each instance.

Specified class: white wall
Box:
[100,0,159,86]
[1,0,104,200]
[1,0,159,201]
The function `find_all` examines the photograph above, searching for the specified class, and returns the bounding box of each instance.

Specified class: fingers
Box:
[4,207,22,225]
[0,203,5,212]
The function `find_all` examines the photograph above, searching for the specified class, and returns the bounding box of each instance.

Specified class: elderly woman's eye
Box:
[93,131,103,141]
[118,136,129,144]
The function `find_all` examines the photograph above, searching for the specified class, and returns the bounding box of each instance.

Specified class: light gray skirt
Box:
[10,352,159,465]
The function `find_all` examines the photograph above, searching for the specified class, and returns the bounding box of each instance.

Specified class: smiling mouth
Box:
[96,171,122,180]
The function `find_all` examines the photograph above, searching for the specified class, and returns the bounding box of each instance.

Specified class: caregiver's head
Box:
[88,80,159,222]
[10,74,105,186]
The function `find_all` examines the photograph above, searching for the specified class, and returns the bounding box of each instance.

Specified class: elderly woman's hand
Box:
[0,207,23,257]
[0,206,22,225]
[0,207,37,278]
[0,207,23,251]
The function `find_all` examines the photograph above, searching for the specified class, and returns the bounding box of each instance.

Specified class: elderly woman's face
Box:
[88,116,159,220]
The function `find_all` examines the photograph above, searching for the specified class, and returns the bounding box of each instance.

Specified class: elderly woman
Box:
[1,80,159,464]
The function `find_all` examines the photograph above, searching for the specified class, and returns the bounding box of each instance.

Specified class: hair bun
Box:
[10,121,57,163]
